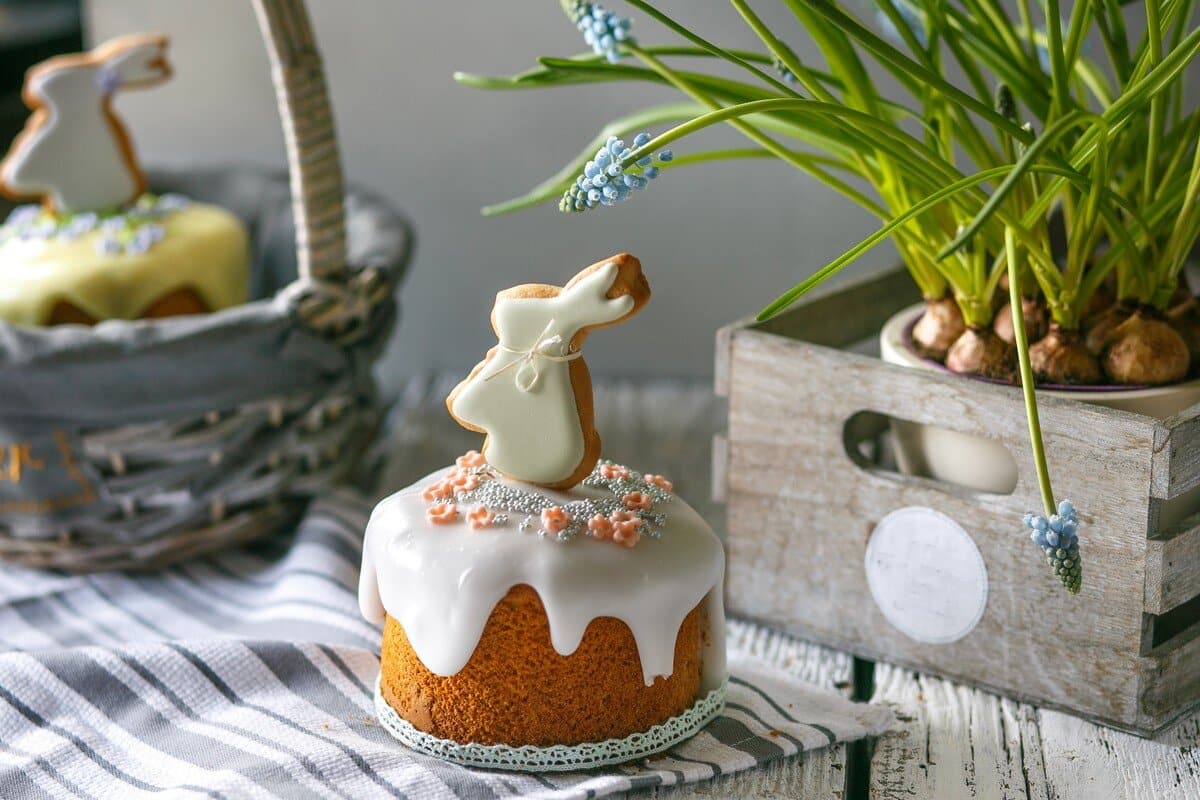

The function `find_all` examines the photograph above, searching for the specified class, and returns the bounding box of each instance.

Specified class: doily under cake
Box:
[373,677,728,771]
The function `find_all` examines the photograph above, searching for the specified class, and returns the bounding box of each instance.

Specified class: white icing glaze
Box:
[0,203,248,326]
[2,34,171,213]
[359,465,727,690]
[449,262,635,485]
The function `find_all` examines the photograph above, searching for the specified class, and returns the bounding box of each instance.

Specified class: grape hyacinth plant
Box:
[458,2,1200,593]
[1025,502,1082,594]
[561,0,634,63]
[560,134,672,211]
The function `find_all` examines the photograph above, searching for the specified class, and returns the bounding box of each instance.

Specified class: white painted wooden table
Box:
[380,375,1200,800]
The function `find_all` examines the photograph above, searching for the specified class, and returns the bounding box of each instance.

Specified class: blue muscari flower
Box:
[124,238,150,256]
[155,193,191,213]
[101,217,127,234]
[1023,500,1082,593]
[96,236,122,257]
[562,1,633,63]
[874,0,928,48]
[774,58,799,86]
[29,219,57,240]
[5,205,40,227]
[559,133,672,213]
[138,224,166,246]
[57,212,99,241]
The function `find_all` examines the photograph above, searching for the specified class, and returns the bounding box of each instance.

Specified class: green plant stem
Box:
[619,0,803,99]
[1160,136,1200,285]
[1143,0,1165,209]
[1093,0,1132,81]
[1018,0,1037,60]
[1005,227,1055,517]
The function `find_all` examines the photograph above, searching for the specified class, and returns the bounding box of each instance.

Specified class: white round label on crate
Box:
[864,506,988,644]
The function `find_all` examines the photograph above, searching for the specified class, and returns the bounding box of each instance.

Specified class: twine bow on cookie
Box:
[487,319,581,393]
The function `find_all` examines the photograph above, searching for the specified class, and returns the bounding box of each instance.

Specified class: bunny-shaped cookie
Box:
[448,254,650,489]
[0,33,171,213]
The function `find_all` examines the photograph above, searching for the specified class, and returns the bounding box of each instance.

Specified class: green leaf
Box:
[785,0,1032,141]
[757,162,1078,320]
[941,111,1097,258]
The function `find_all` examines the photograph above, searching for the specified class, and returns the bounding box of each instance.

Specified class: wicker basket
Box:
[0,0,410,571]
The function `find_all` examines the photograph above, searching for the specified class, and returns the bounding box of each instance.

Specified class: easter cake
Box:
[0,33,248,327]
[359,255,727,769]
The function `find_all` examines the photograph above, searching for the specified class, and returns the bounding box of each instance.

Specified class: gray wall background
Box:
[86,1,892,396]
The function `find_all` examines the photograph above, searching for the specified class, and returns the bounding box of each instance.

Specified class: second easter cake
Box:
[0,33,248,326]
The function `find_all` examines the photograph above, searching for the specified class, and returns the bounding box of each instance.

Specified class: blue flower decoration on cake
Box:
[0,193,190,256]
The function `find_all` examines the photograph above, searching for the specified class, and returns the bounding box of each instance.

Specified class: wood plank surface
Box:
[870,663,1200,800]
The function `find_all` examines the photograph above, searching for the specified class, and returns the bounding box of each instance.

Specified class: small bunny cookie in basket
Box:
[360,255,727,770]
[0,33,249,327]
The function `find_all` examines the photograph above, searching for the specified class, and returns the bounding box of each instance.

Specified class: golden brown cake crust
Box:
[47,287,210,325]
[380,583,703,747]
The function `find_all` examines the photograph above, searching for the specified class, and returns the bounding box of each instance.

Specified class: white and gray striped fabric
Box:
[0,489,891,799]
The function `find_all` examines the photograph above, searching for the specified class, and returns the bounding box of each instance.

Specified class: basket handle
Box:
[252,0,346,283]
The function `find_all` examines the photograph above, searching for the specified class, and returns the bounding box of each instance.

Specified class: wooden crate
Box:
[714,267,1200,737]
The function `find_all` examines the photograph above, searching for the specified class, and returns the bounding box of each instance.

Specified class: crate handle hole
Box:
[1144,591,1200,654]
[842,410,1018,496]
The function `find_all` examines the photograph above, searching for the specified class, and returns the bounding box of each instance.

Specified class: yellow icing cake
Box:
[0,200,249,326]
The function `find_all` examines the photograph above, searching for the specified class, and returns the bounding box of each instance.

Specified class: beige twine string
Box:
[485,318,581,392]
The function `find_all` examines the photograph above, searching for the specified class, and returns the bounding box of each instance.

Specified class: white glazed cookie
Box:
[447,254,650,489]
[0,33,171,213]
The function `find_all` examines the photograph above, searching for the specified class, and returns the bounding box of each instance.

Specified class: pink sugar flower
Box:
[426,502,457,525]
[541,506,572,534]
[467,505,495,530]
[456,450,486,469]
[643,473,673,492]
[422,481,453,502]
[622,491,653,511]
[447,471,479,494]
[588,513,614,540]
[599,463,630,480]
[609,509,643,547]
[612,519,641,548]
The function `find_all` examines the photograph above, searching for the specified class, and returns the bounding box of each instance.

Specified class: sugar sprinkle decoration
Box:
[425,454,673,546]
[0,192,191,256]
[1024,500,1082,594]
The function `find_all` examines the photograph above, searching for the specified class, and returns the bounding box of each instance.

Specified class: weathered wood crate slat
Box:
[715,267,1200,737]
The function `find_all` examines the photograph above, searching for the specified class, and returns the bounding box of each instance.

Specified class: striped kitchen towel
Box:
[0,490,892,800]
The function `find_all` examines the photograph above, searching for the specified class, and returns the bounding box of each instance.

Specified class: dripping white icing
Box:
[359,466,726,689]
